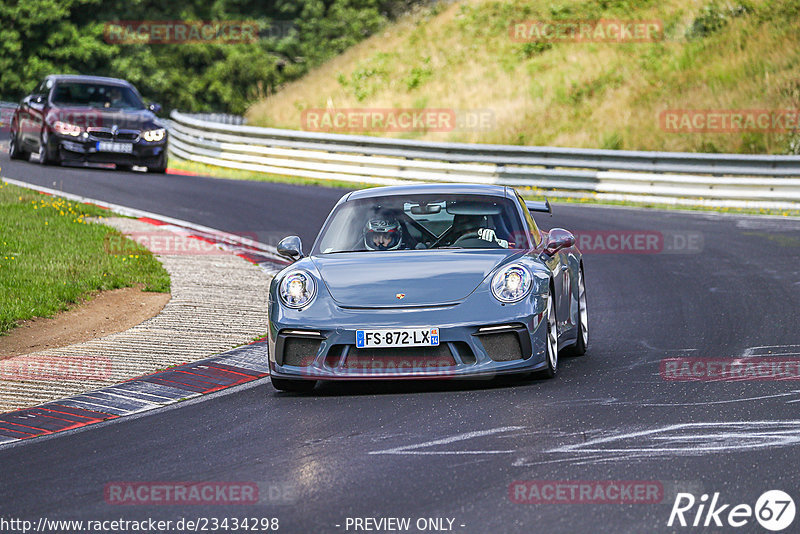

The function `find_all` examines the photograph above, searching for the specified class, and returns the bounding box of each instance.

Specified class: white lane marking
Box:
[548,420,800,455]
[369,426,525,456]
[637,391,800,407]
[742,344,800,357]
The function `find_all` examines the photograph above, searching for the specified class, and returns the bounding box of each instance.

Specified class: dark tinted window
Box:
[51,82,144,110]
[315,194,528,253]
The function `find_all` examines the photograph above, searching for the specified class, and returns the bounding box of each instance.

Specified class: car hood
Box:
[46,107,161,130]
[311,249,524,308]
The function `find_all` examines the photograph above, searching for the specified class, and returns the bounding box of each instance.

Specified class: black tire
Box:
[38,130,59,166]
[565,266,588,356]
[271,377,317,393]
[9,131,29,161]
[147,153,167,174]
[539,287,559,379]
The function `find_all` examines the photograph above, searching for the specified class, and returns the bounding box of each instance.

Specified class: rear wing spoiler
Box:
[525,199,552,216]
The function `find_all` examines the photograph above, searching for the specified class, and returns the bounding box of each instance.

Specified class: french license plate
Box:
[356,328,440,348]
[97,141,133,153]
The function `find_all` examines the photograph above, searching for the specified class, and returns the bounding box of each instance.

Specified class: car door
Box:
[515,192,569,335]
[23,79,51,148]
[16,92,35,147]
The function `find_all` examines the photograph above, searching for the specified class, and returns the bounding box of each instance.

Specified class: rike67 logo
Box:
[668,490,795,531]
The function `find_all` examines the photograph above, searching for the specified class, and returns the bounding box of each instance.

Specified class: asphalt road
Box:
[2,152,800,533]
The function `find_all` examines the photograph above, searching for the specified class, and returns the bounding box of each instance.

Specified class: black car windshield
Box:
[51,82,145,110]
[315,194,529,253]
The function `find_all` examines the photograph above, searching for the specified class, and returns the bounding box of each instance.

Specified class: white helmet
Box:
[364,216,402,250]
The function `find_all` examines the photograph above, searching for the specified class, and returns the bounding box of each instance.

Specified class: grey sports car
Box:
[268,184,587,392]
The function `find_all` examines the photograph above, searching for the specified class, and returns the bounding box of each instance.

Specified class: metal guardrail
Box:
[0,102,16,139]
[0,102,16,124]
[168,111,800,209]
[186,113,247,126]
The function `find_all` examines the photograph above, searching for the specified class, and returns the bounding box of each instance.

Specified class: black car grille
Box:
[281,337,321,366]
[90,130,113,139]
[87,128,141,142]
[479,332,524,362]
[344,345,456,370]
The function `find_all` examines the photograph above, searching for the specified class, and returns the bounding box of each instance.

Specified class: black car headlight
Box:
[491,264,533,303]
[142,128,166,142]
[279,270,317,309]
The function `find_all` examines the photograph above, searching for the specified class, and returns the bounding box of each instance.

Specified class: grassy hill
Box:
[247,0,800,154]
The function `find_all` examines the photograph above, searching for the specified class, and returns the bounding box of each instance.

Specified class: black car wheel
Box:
[271,377,317,393]
[565,266,588,356]
[9,130,29,161]
[38,130,60,166]
[147,153,167,174]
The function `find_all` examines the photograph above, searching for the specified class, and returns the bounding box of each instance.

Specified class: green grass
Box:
[248,0,800,155]
[0,181,170,335]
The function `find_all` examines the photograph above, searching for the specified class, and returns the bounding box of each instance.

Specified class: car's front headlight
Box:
[491,264,533,303]
[142,128,166,142]
[53,121,82,137]
[279,270,317,309]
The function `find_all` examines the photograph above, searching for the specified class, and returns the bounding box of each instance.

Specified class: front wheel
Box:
[271,377,317,393]
[9,131,29,161]
[38,130,59,166]
[539,290,559,379]
[147,153,167,173]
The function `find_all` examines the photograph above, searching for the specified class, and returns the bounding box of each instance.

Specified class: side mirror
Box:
[148,103,162,113]
[34,95,44,104]
[277,236,304,261]
[541,228,575,257]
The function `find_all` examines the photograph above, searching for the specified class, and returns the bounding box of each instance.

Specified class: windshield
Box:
[50,82,145,110]
[315,194,529,254]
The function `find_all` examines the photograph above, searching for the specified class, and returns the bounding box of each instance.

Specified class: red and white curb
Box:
[0,341,270,445]
[0,177,289,445]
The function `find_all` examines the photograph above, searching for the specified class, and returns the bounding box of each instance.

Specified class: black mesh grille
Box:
[282,337,321,366]
[344,345,455,369]
[90,130,113,139]
[116,132,139,141]
[480,332,523,361]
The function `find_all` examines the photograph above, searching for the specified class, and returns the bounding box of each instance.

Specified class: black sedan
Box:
[8,75,168,173]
